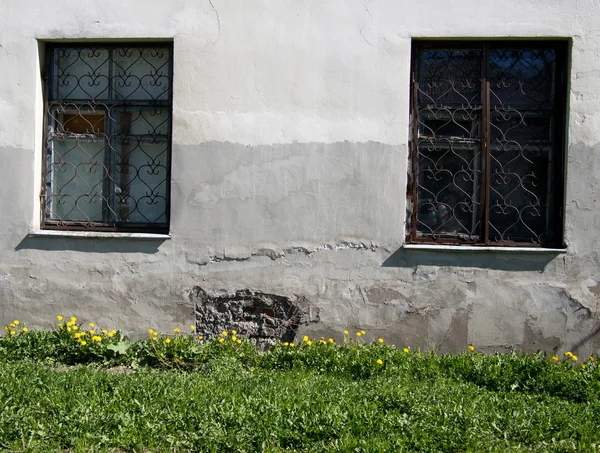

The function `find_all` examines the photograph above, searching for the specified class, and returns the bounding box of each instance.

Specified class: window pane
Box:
[112,48,171,101]
[52,48,110,101]
[414,48,483,241]
[488,48,559,244]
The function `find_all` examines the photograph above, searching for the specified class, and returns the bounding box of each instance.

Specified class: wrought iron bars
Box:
[408,42,567,247]
[42,44,173,232]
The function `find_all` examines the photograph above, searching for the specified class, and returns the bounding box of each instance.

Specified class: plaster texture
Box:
[1,0,600,355]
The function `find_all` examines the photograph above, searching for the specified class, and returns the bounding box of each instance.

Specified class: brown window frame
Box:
[407,40,569,248]
[40,42,174,234]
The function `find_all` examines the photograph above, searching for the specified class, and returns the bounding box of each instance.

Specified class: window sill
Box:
[402,243,566,253]
[28,230,171,240]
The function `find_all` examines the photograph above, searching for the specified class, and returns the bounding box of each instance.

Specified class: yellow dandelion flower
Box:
[328,338,334,343]
[218,338,224,343]
[572,355,578,361]
[151,337,157,341]
[89,323,95,328]
[165,338,171,344]
[320,340,326,344]
[198,336,203,340]
[232,336,237,341]
[356,332,362,337]
[89,329,95,335]
[153,331,158,336]
[92,335,102,342]
[361,330,366,335]
[67,327,72,332]
[552,355,559,361]
[303,335,309,342]
[22,327,28,332]
[590,356,595,362]
[13,320,19,325]
[9,324,15,329]
[148,329,154,335]
[376,359,383,365]
[237,339,242,344]
[378,338,384,343]
[55,316,62,322]
[190,325,195,330]
[70,317,76,323]
[403,347,409,353]
[107,331,115,337]
[102,329,107,335]
[565,351,573,357]
[221,331,228,337]
[307,340,312,346]
[231,329,237,335]
[581,364,586,369]
[9,331,16,335]
[283,342,289,346]
[344,330,349,335]
[80,340,87,346]
[72,325,79,331]
[289,342,295,347]
[468,345,475,352]
[58,323,63,328]
[110,329,116,335]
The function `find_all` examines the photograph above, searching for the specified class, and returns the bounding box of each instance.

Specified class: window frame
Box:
[40,42,174,235]
[407,40,569,248]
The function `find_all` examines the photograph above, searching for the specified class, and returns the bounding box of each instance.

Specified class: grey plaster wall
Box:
[1,0,600,356]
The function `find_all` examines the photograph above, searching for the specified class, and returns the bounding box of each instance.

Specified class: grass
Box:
[0,318,599,452]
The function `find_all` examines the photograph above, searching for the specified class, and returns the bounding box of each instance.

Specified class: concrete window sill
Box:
[402,244,566,253]
[28,230,171,240]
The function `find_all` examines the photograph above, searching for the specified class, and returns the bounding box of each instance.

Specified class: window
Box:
[41,43,173,233]
[407,41,568,248]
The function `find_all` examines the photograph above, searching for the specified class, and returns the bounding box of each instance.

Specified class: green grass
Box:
[0,320,599,452]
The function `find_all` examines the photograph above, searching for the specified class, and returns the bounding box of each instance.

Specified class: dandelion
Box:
[376,359,383,365]
[344,330,349,335]
[232,336,237,342]
[22,327,28,332]
[80,340,87,346]
[58,323,63,328]
[378,338,384,343]
[283,342,289,347]
[307,340,312,346]
[237,339,242,344]
[108,330,115,337]
[173,328,180,334]
[289,342,295,347]
[89,323,95,328]
[190,325,195,330]
[13,320,19,325]
[198,336,203,340]
[468,345,475,352]
[572,355,578,361]
[153,331,158,337]
[70,317,76,323]
[403,347,409,353]
[231,329,237,335]
[67,327,72,332]
[303,335,309,342]
[56,316,62,322]
[152,337,157,341]
[9,324,15,328]
[565,351,573,357]
[102,329,107,335]
[165,338,171,344]
[361,330,366,335]
[89,329,95,335]
[328,338,334,343]
[221,331,228,337]
[581,364,586,369]
[590,356,595,362]
[9,331,15,336]
[72,325,79,331]
[148,329,154,335]
[218,338,224,343]
[552,355,559,361]
[356,332,362,337]
[320,339,326,344]
[91,336,102,342]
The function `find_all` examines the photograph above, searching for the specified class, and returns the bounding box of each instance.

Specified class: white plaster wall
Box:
[1,0,600,354]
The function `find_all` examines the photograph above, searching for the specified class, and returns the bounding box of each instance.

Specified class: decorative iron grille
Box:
[407,41,567,247]
[42,44,173,233]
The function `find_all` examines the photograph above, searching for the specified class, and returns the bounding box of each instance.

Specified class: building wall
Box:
[1,0,600,354]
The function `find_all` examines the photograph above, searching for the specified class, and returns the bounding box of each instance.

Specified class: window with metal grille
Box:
[41,44,173,233]
[407,41,568,248]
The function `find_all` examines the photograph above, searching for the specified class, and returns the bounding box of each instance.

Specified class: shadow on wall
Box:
[382,247,562,272]
[14,235,165,254]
